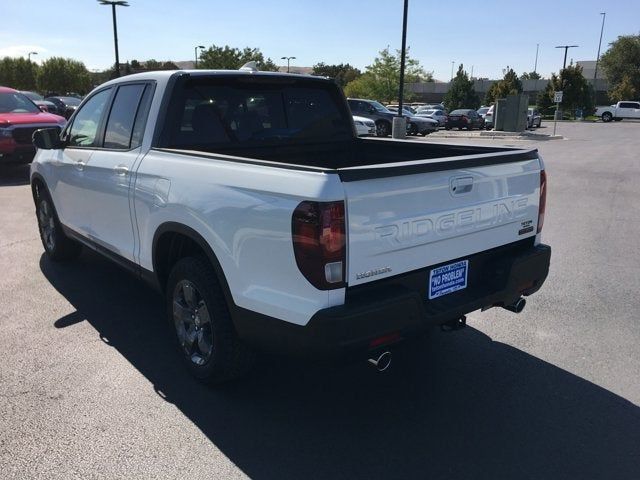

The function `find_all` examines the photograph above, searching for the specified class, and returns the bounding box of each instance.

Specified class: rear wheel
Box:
[601,111,613,122]
[35,188,81,262]
[167,256,255,384]
[375,121,391,137]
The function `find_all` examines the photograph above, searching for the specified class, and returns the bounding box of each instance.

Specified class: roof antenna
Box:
[239,61,259,72]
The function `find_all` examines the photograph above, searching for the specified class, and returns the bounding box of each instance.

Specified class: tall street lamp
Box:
[593,12,606,105]
[28,51,38,62]
[98,0,130,78]
[450,61,455,81]
[392,0,409,139]
[194,45,205,69]
[555,44,579,71]
[281,56,296,73]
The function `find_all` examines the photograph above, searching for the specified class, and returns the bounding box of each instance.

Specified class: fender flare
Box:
[151,222,236,309]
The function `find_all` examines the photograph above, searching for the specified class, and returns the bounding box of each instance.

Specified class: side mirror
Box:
[33,128,64,150]
[39,105,48,113]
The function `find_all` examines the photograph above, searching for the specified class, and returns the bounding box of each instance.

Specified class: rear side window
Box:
[104,84,147,149]
[68,89,111,147]
[619,102,639,109]
[165,77,352,149]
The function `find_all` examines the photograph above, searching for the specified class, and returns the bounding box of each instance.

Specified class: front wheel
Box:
[375,121,391,137]
[601,112,613,122]
[167,256,255,384]
[35,189,81,262]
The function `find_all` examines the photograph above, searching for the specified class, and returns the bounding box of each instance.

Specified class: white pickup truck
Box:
[30,70,551,383]
[596,101,640,122]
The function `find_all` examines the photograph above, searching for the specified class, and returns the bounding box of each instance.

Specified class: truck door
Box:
[76,83,153,262]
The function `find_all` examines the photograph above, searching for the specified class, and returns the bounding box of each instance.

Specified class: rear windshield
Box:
[164,76,352,149]
[449,109,469,115]
[60,97,81,106]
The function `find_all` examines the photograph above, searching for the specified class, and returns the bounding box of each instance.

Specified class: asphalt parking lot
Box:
[1,121,639,479]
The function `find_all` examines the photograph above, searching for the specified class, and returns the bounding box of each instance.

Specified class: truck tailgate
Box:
[342,154,542,286]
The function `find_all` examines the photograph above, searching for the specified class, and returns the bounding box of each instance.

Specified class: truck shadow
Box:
[40,250,640,480]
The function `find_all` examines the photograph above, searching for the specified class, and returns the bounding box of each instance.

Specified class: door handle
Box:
[74,160,85,171]
[114,165,129,176]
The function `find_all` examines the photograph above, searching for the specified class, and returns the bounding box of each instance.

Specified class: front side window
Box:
[68,89,111,147]
[104,84,146,149]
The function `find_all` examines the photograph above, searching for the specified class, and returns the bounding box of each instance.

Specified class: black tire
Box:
[408,123,418,135]
[375,120,391,137]
[166,256,255,384]
[601,111,613,122]
[35,187,81,262]
[445,126,451,131]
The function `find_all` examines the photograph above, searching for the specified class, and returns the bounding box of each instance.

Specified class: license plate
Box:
[428,260,468,299]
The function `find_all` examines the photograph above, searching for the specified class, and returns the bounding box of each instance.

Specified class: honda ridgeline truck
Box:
[30,70,551,383]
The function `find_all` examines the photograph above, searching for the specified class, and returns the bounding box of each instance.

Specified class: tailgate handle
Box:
[451,176,473,194]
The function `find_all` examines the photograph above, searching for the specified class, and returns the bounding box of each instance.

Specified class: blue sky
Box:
[1,0,638,80]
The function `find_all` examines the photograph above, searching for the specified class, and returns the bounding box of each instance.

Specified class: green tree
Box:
[443,64,480,110]
[312,63,362,88]
[198,45,279,71]
[521,71,541,80]
[609,74,637,101]
[485,67,523,104]
[537,81,555,115]
[544,65,594,117]
[600,34,640,101]
[343,47,431,103]
[0,57,39,91]
[36,57,91,95]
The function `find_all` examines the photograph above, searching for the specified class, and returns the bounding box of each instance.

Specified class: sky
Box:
[1,0,638,81]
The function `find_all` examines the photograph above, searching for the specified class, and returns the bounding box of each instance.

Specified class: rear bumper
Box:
[233,241,551,357]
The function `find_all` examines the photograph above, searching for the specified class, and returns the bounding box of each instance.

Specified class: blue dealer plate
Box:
[428,260,469,299]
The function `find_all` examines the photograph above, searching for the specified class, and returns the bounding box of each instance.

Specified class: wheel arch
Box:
[151,222,235,309]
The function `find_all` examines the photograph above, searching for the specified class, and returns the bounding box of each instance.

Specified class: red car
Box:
[0,86,66,164]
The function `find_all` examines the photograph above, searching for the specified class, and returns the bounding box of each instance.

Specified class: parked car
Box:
[416,109,447,126]
[416,104,445,114]
[527,108,542,128]
[377,106,438,135]
[30,69,550,384]
[353,115,376,136]
[20,91,61,116]
[595,101,640,122]
[484,105,495,130]
[404,112,438,135]
[347,98,397,136]
[445,109,484,130]
[386,104,416,114]
[0,86,66,164]
[477,106,490,119]
[44,96,81,119]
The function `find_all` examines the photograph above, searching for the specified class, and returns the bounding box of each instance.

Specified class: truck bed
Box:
[159,138,538,181]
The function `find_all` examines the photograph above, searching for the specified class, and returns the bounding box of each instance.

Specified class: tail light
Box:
[292,201,346,289]
[537,170,547,233]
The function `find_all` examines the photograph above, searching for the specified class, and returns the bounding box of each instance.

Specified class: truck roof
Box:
[98,69,332,88]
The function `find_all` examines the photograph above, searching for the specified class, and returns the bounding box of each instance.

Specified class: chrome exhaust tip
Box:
[503,297,526,314]
[368,351,392,372]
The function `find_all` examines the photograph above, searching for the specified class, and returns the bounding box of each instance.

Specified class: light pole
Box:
[450,61,455,81]
[593,12,606,105]
[391,0,409,139]
[555,44,579,71]
[28,51,38,62]
[554,45,578,120]
[533,43,539,74]
[194,45,205,69]
[281,56,296,73]
[98,0,130,78]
